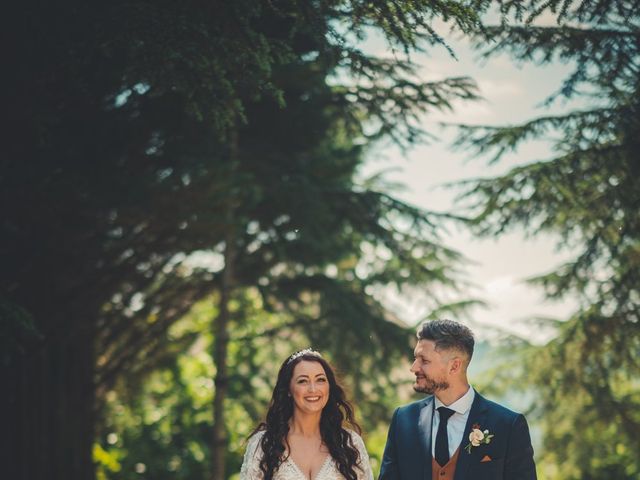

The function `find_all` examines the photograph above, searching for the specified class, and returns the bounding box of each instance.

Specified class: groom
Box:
[379,319,537,480]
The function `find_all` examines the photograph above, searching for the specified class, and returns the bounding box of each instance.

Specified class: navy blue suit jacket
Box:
[379,391,537,480]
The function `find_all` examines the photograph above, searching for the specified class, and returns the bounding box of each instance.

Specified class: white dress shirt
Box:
[431,386,475,458]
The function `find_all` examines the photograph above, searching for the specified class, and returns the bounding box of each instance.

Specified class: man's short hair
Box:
[417,319,474,361]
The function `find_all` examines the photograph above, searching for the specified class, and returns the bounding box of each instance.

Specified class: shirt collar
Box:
[434,385,475,415]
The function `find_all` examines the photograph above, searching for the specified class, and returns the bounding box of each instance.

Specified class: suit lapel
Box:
[454,390,489,480]
[418,396,434,480]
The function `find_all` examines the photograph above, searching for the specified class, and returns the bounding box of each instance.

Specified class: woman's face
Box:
[289,360,330,415]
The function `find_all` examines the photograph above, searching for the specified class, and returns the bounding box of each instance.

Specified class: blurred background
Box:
[2,1,638,479]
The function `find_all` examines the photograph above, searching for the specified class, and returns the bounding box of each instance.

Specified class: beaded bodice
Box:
[240,430,373,480]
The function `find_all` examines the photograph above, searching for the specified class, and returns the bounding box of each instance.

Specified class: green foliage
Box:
[3,1,488,479]
[96,289,407,479]
[453,1,640,478]
[96,299,216,480]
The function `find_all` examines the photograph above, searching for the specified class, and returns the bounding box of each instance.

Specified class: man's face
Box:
[410,339,451,394]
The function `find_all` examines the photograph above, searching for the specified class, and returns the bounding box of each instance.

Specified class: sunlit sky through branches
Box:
[357,19,590,342]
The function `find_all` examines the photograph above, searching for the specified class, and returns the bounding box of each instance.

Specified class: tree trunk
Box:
[3,312,95,480]
[210,126,239,480]
[210,237,235,480]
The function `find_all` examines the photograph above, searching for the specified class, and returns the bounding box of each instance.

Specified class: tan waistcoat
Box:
[431,447,461,480]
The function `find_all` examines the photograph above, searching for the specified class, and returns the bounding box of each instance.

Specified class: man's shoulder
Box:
[395,396,431,415]
[475,391,525,421]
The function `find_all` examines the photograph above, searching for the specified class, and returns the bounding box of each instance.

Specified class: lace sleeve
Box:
[350,431,374,480]
[240,431,265,480]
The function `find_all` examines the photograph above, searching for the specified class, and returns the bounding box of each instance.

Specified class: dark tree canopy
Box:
[2,2,485,479]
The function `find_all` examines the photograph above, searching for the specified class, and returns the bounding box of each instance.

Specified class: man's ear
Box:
[449,356,463,375]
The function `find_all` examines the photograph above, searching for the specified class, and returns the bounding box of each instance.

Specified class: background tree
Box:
[2,1,484,480]
[96,13,479,480]
[456,1,640,478]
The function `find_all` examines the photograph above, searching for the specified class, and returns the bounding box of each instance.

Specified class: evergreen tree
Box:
[2,1,482,479]
[455,1,639,477]
[96,19,478,480]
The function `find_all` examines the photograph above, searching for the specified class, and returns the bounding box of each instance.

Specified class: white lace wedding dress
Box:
[240,430,374,480]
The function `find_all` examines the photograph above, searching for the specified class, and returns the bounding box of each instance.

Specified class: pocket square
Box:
[480,455,492,463]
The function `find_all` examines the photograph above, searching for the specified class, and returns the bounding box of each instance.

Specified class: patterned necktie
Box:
[435,406,455,466]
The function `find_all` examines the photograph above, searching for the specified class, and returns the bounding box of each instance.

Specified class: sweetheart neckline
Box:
[285,454,332,480]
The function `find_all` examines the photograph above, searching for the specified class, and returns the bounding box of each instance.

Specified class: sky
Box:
[358,25,583,341]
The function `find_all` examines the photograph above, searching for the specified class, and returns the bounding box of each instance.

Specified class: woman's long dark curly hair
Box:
[249,350,362,480]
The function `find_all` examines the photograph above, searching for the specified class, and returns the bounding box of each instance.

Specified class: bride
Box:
[240,349,373,480]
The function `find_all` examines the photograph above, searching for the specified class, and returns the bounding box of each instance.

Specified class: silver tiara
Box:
[287,348,322,364]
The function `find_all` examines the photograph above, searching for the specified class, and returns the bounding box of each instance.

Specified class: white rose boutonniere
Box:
[464,423,494,454]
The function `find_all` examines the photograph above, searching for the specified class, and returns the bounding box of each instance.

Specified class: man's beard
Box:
[413,376,449,394]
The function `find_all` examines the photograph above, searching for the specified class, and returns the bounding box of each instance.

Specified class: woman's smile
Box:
[290,360,330,414]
